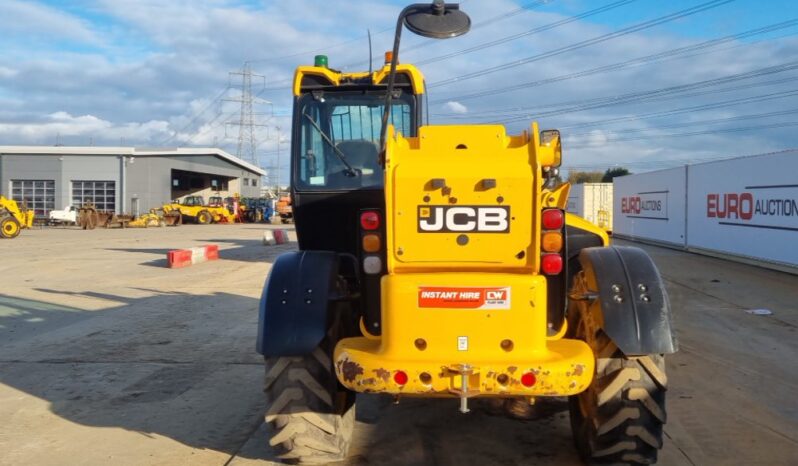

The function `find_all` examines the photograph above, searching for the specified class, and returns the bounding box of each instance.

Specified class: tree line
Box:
[567,167,630,184]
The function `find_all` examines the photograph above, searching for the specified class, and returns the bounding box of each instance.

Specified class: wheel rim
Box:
[3,220,19,236]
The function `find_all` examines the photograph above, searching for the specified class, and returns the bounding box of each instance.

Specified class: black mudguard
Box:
[578,246,678,355]
[256,251,339,356]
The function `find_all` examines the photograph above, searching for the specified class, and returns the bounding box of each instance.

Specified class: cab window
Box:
[296,92,415,190]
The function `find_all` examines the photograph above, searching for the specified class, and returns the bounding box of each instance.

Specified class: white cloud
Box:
[565,129,608,147]
[0,111,170,145]
[0,0,794,171]
[444,101,468,114]
[0,66,18,79]
[0,1,100,44]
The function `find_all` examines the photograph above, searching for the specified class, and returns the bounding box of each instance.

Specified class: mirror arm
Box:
[378,5,414,164]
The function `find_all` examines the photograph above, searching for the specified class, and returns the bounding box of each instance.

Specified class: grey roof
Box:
[0,146,267,176]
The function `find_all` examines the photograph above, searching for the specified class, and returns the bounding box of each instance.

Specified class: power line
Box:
[182,110,236,146]
[480,60,798,124]
[246,27,394,65]
[160,86,229,145]
[429,0,736,88]
[562,148,798,171]
[256,0,555,92]
[567,121,798,148]
[566,107,798,138]
[416,0,638,66]
[599,75,798,107]
[430,19,798,105]
[439,70,798,121]
[474,0,553,29]
[551,88,798,131]
[341,0,554,71]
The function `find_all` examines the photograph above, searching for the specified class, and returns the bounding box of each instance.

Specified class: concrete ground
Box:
[0,224,796,465]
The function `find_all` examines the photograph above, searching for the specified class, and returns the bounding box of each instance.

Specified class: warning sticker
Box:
[457,336,468,351]
[418,287,511,310]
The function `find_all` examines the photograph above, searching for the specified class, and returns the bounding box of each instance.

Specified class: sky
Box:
[0,0,797,181]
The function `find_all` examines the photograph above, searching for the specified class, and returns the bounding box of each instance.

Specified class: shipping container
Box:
[567,183,613,231]
[613,167,687,247]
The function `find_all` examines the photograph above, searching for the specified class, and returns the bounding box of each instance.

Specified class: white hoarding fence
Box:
[613,167,687,247]
[687,151,798,268]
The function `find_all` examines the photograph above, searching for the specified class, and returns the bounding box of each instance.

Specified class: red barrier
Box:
[167,245,219,268]
[273,229,290,245]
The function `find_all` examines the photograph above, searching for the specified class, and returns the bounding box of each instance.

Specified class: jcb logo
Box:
[418,205,510,233]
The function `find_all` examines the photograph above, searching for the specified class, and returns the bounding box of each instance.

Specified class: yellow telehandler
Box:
[162,195,236,224]
[256,2,677,464]
[0,195,34,239]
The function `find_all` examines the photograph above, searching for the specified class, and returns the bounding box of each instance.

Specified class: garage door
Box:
[10,180,55,217]
[71,180,116,212]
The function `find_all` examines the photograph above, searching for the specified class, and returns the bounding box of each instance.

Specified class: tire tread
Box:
[263,347,354,464]
[568,270,668,466]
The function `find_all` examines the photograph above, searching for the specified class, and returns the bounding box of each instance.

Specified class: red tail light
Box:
[394,370,408,385]
[542,209,564,230]
[541,254,563,275]
[521,372,537,387]
[360,211,380,230]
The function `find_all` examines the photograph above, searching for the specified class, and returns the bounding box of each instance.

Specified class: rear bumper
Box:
[334,336,594,397]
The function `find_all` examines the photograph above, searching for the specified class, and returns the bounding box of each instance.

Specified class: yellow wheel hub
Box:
[2,219,20,237]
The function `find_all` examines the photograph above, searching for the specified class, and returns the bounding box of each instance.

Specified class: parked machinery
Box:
[48,205,78,225]
[0,195,34,239]
[256,2,677,465]
[162,195,236,224]
[241,198,274,223]
[75,203,132,229]
[127,209,181,228]
[275,195,293,224]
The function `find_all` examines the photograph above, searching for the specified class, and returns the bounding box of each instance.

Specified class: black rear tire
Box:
[568,271,667,465]
[264,341,354,464]
[197,210,213,225]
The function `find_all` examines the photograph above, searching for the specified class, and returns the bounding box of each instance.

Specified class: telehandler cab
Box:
[257,2,677,464]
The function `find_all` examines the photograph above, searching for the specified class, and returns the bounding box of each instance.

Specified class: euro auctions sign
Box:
[620,191,669,220]
[706,189,798,230]
[418,287,511,310]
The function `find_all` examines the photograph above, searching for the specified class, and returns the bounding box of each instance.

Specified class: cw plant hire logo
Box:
[418,286,511,310]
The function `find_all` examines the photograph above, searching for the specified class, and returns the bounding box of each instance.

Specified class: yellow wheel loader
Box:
[162,196,236,224]
[0,195,34,239]
[256,2,677,464]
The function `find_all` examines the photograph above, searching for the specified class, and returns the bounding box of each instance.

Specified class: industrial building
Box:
[0,146,266,217]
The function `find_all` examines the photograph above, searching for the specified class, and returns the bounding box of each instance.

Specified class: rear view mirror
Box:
[540,129,562,168]
[404,1,471,39]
